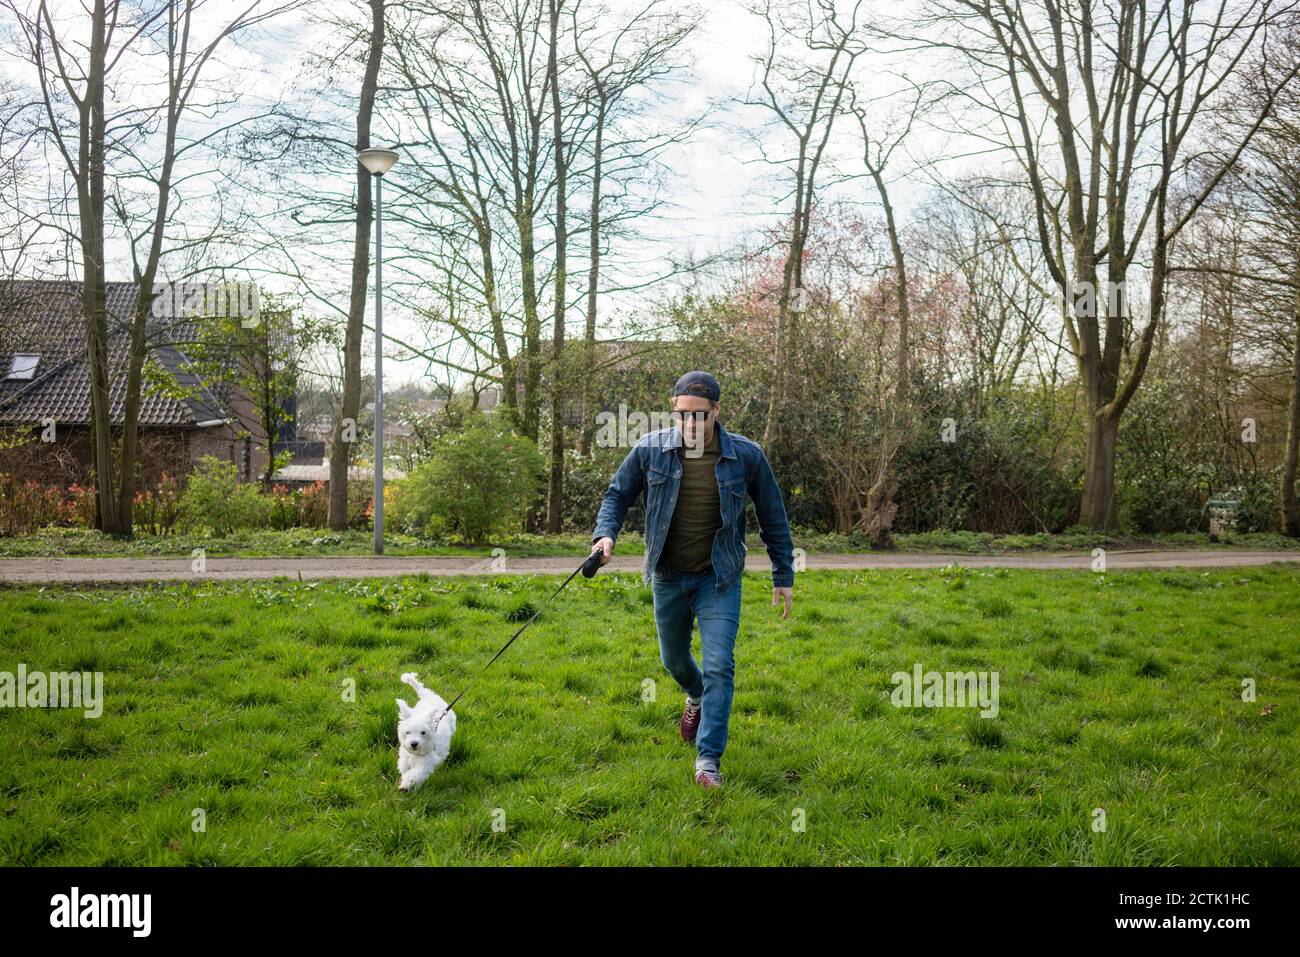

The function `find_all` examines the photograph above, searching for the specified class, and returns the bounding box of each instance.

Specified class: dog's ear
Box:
[396,698,412,720]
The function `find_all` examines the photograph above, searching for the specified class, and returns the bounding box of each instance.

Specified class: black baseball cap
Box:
[672,370,721,402]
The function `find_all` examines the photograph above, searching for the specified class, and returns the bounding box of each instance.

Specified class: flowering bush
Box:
[132,473,182,535]
[1,474,185,536]
[3,464,376,537]
[261,479,368,530]
[268,483,298,530]
[298,480,329,527]
[293,478,370,528]
[69,483,96,528]
[0,474,74,535]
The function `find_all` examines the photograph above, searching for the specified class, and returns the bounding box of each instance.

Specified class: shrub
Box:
[299,480,329,527]
[132,472,182,535]
[1114,381,1216,533]
[2,473,184,536]
[388,414,542,543]
[68,483,96,528]
[176,456,270,535]
[347,478,373,528]
[1233,470,1280,534]
[0,474,72,535]
[894,392,1079,535]
[268,483,297,530]
[259,478,370,531]
[559,447,646,534]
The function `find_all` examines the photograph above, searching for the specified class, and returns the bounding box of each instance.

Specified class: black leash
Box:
[432,549,605,727]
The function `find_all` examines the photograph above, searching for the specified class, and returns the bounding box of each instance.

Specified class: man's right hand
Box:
[592,537,614,565]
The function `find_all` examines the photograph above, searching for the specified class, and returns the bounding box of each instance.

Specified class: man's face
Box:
[672,394,717,453]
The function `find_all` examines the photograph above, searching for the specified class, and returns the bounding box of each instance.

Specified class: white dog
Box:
[395,672,457,793]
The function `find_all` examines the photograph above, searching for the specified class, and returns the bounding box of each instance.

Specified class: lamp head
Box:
[357,147,399,176]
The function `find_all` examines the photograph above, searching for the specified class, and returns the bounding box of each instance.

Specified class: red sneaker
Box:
[680,697,702,742]
[695,768,723,788]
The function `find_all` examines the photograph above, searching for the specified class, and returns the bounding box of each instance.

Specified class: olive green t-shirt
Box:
[660,426,723,572]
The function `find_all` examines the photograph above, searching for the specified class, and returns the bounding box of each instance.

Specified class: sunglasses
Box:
[670,408,712,422]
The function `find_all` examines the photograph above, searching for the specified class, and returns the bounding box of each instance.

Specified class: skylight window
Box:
[6,354,39,380]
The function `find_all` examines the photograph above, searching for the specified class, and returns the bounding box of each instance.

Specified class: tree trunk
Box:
[82,0,119,533]
[118,114,179,534]
[544,0,566,533]
[1079,411,1120,530]
[263,334,280,490]
[1281,265,1300,536]
[519,198,545,534]
[481,230,520,430]
[329,0,383,531]
[861,164,909,548]
[519,202,542,446]
[762,205,804,448]
[862,467,897,549]
[578,98,604,457]
[116,299,147,533]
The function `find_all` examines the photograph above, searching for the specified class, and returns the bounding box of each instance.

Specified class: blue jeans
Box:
[651,564,743,771]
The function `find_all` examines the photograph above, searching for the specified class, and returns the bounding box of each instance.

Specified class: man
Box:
[590,371,795,788]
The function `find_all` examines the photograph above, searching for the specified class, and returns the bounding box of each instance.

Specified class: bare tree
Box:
[1176,23,1300,533]
[327,0,386,531]
[745,0,868,447]
[384,0,554,450]
[385,0,699,531]
[8,0,300,533]
[923,0,1300,528]
[545,0,568,532]
[569,0,698,455]
[916,177,1047,411]
[850,80,929,547]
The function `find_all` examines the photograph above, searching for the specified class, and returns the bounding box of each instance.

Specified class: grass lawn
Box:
[1,566,1296,865]
[2,525,1298,559]
[0,527,630,559]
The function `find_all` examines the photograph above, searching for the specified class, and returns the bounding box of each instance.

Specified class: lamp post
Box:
[357,147,399,555]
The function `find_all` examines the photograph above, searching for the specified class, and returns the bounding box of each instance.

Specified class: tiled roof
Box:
[0,280,231,429]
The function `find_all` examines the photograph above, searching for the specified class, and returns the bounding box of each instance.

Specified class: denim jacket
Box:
[591,420,795,593]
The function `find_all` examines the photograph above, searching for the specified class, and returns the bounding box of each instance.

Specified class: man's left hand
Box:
[772,586,793,620]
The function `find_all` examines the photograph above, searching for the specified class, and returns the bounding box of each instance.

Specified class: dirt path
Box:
[1,549,1297,584]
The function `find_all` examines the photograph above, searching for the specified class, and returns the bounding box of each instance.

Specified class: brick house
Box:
[0,280,272,489]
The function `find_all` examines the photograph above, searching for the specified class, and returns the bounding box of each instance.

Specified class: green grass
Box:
[2,525,1297,559]
[886,528,1300,553]
[1,566,1297,865]
[0,527,635,559]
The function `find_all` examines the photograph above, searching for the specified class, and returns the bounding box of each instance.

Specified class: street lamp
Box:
[358,147,399,555]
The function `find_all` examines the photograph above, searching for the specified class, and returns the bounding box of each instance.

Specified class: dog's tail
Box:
[401,672,430,698]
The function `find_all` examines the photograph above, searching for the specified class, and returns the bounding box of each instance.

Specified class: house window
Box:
[6,354,39,380]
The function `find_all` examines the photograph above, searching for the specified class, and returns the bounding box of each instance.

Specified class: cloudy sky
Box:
[6,0,986,389]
